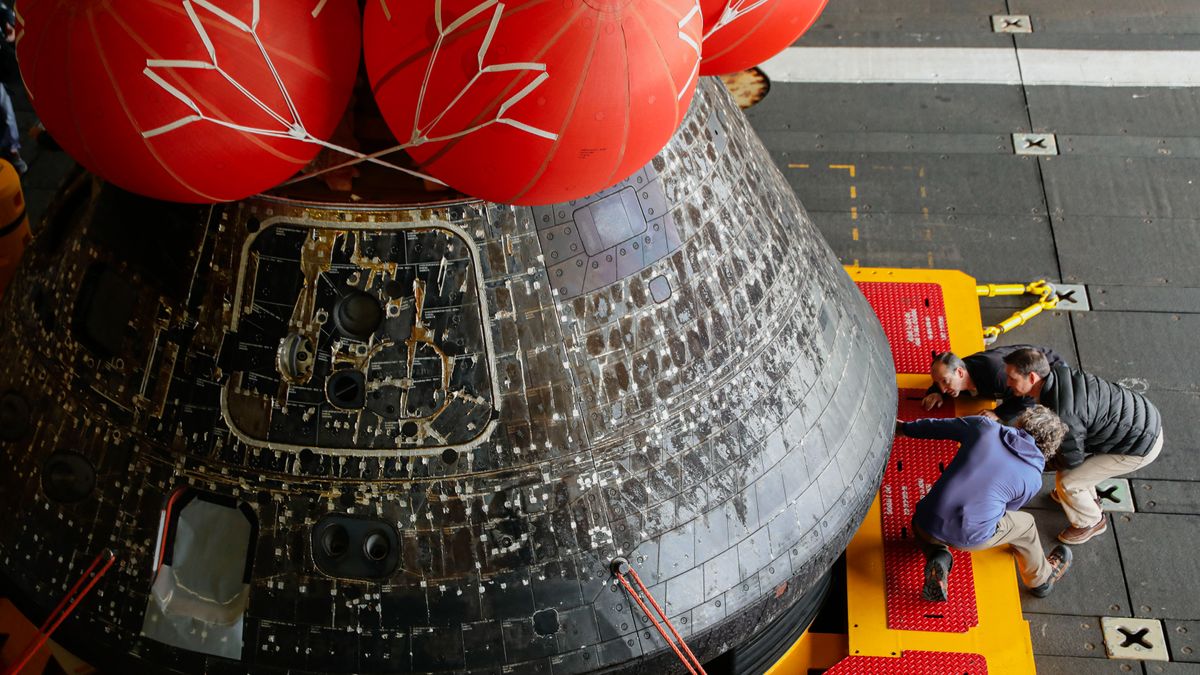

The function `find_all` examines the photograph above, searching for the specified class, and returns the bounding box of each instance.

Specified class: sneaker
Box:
[921,550,953,603]
[1030,545,1073,598]
[1058,518,1108,545]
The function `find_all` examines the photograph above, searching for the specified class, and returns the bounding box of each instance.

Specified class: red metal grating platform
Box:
[824,650,988,675]
[855,282,950,374]
[882,392,980,633]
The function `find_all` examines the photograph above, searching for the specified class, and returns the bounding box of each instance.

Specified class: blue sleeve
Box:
[900,417,980,441]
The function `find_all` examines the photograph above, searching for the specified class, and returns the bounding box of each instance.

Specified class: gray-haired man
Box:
[922,344,1064,421]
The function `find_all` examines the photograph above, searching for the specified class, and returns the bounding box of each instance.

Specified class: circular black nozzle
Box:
[333,290,383,340]
[320,524,350,558]
[42,451,96,503]
[363,531,390,561]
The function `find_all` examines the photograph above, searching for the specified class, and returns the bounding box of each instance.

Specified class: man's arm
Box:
[993,396,1034,423]
[898,417,978,441]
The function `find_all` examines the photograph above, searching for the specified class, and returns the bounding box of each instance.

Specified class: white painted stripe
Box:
[759,47,1200,88]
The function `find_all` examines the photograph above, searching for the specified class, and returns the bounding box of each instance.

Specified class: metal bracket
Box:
[992,15,1033,33]
[1051,283,1090,311]
[1013,133,1058,156]
[1101,617,1169,661]
[1097,478,1134,513]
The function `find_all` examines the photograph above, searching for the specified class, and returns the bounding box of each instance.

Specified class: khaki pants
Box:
[1056,432,1164,528]
[914,511,1053,587]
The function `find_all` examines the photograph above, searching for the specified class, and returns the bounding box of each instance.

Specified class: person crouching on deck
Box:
[897,406,1073,601]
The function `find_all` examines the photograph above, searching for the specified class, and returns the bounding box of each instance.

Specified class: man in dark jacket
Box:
[1004,348,1164,545]
[899,406,1073,601]
[922,344,1064,421]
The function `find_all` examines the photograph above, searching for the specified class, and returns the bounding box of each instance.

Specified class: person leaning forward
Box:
[922,344,1064,421]
[1003,348,1164,545]
[898,406,1073,602]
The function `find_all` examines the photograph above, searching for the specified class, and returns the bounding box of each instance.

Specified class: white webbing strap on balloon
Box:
[704,0,771,40]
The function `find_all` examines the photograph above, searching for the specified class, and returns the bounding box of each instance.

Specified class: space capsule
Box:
[0,79,895,673]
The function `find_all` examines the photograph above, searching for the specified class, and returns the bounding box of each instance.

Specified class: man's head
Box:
[1003,348,1050,396]
[1012,405,1068,459]
[930,352,969,396]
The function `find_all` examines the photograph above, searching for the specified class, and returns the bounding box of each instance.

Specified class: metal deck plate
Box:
[1023,613,1110,658]
[885,393,979,633]
[1114,513,1200,620]
[1025,86,1200,137]
[821,213,1061,283]
[1072,312,1200,396]
[1032,655,1149,674]
[855,283,950,374]
[1054,216,1200,287]
[1163,620,1200,663]
[1133,480,1200,515]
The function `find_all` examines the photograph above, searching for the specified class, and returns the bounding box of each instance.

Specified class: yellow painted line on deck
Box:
[850,186,858,199]
[851,207,859,220]
[787,163,810,169]
[852,227,859,241]
[829,163,857,177]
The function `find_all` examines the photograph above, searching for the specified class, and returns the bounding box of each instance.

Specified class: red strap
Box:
[3,549,116,675]
[613,559,707,675]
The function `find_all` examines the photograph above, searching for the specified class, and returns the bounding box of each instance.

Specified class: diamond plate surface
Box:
[825,650,988,674]
[855,282,950,374]
[884,393,979,633]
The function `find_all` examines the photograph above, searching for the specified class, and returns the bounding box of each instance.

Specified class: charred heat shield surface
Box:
[0,79,896,674]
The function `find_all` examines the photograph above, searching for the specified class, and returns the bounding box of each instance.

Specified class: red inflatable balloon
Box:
[16,0,361,203]
[364,0,702,206]
[698,0,828,76]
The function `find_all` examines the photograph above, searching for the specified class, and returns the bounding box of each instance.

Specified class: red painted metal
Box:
[855,282,951,374]
[882,393,980,632]
[825,650,988,674]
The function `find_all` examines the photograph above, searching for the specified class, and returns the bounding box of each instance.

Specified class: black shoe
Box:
[1030,545,1073,598]
[922,550,953,602]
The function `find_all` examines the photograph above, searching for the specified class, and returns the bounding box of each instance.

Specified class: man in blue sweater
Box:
[897,406,1073,601]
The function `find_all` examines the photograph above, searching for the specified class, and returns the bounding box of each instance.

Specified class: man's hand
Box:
[978,410,1000,421]
[921,392,944,410]
[894,419,906,437]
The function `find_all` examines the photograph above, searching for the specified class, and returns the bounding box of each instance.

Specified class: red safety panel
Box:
[882,392,980,632]
[825,650,988,674]
[855,282,950,374]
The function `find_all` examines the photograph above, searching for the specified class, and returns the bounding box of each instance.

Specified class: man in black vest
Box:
[922,344,1064,422]
[1003,348,1163,545]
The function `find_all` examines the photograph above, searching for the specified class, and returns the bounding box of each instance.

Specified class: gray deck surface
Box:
[7,2,1198,672]
[741,0,1200,672]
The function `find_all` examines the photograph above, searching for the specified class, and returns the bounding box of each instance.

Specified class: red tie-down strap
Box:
[3,548,117,675]
[611,557,707,675]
